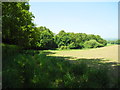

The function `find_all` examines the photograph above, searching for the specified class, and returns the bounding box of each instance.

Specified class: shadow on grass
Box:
[47,55,120,88]
[3,48,120,88]
[40,50,120,86]
[43,50,119,66]
[42,51,56,55]
[45,52,120,87]
[75,58,119,65]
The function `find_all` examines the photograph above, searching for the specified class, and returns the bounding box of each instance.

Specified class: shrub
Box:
[2,44,22,60]
[83,40,103,48]
[59,46,69,50]
[68,42,76,49]
[97,43,104,47]
[3,45,119,88]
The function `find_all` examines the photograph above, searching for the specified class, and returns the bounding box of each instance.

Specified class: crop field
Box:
[44,45,119,63]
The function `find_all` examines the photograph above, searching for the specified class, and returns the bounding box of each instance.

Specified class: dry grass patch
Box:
[46,45,119,63]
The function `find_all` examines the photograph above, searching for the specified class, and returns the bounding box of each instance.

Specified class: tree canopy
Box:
[54,30,107,49]
[2,2,35,48]
[2,2,107,50]
[30,26,57,50]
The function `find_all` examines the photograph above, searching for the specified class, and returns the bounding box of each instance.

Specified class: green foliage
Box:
[68,42,76,49]
[30,26,57,50]
[2,2,35,48]
[107,39,120,45]
[2,44,22,59]
[2,1,118,88]
[86,66,110,88]
[83,40,103,48]
[3,44,119,88]
[2,2,107,50]
[59,46,69,50]
[54,31,107,50]
[86,34,107,47]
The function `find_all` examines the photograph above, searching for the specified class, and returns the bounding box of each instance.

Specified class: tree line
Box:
[2,2,107,50]
[107,39,120,45]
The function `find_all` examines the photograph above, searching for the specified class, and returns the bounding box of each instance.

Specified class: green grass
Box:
[2,44,120,88]
[43,44,118,63]
[106,43,116,46]
[43,47,97,52]
[45,44,115,52]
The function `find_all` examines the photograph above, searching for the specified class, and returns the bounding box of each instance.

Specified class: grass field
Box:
[3,44,120,88]
[44,45,119,63]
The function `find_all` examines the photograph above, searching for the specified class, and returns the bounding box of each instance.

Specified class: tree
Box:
[2,2,35,48]
[58,30,66,36]
[32,26,56,50]
[83,40,101,48]
[87,34,107,46]
[54,31,107,49]
[54,30,72,48]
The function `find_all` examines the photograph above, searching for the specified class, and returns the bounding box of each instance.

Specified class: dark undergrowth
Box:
[2,44,120,88]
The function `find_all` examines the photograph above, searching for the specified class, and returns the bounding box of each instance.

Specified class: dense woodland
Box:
[2,2,120,88]
[2,2,107,50]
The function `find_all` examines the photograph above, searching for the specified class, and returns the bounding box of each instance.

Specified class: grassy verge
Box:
[44,44,117,52]
[106,44,117,46]
[2,44,120,88]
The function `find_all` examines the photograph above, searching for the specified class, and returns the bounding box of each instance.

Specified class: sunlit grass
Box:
[2,44,119,88]
[43,45,118,63]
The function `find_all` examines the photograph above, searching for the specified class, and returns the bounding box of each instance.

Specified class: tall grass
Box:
[2,44,119,88]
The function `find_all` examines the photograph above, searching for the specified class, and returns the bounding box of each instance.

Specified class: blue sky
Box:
[29,2,118,39]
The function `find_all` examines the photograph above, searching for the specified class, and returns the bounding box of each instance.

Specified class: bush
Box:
[97,43,104,47]
[59,46,69,50]
[83,40,103,48]
[68,42,76,49]
[2,44,22,60]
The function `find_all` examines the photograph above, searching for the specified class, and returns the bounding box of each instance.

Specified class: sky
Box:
[29,1,118,39]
